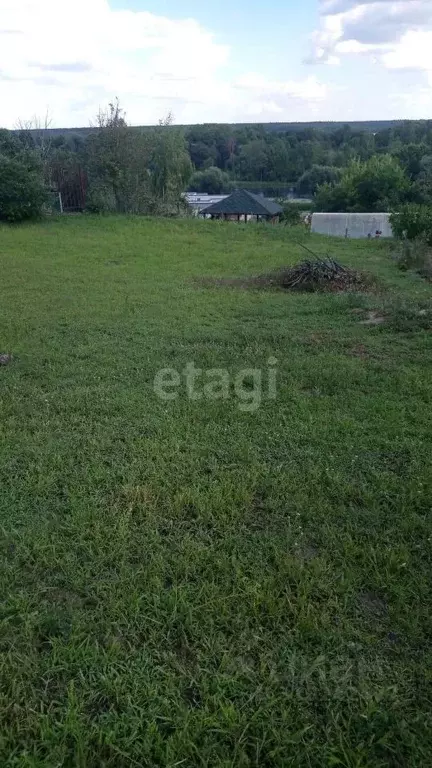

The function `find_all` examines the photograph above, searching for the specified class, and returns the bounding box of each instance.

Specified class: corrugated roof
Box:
[202,189,282,216]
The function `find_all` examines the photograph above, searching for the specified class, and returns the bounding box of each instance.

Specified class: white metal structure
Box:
[311,213,393,239]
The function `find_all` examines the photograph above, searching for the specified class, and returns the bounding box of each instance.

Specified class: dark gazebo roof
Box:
[202,189,283,216]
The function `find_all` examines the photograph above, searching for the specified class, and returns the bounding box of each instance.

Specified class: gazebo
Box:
[201,189,283,223]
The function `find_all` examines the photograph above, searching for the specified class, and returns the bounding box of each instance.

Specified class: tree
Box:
[85,99,153,213]
[188,166,230,194]
[393,143,429,180]
[234,140,269,181]
[314,182,352,214]
[188,141,217,170]
[265,139,291,181]
[315,155,410,212]
[15,111,53,176]
[0,152,48,222]
[84,101,192,214]
[0,129,24,157]
[411,154,432,204]
[151,117,192,207]
[296,165,342,197]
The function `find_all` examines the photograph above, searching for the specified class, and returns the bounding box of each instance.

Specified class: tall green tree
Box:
[315,155,410,212]
[151,114,192,206]
[85,100,154,213]
[0,130,48,222]
[234,140,269,181]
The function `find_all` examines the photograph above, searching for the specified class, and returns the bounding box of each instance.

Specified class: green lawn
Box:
[1,216,431,767]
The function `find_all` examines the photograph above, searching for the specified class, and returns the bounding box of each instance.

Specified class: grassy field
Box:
[1,216,431,767]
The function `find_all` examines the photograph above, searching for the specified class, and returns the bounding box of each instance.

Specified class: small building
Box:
[311,213,393,239]
[201,189,283,223]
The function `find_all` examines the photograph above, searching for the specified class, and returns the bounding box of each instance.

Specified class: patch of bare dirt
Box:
[359,311,386,326]
[296,543,319,562]
[300,386,324,397]
[349,343,370,359]
[301,332,330,346]
[357,591,388,618]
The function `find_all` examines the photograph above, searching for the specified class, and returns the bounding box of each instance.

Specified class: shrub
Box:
[390,203,432,245]
[392,237,430,269]
[85,182,119,214]
[387,299,432,332]
[0,155,48,222]
[280,202,303,226]
[296,165,342,197]
[391,238,432,280]
[290,200,313,212]
[188,167,230,194]
[315,156,410,213]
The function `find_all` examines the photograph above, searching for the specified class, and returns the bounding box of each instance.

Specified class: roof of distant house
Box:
[202,189,283,216]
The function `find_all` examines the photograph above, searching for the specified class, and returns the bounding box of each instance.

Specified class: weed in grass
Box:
[392,237,432,280]
[386,298,432,332]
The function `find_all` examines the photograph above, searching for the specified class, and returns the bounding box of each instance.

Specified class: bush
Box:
[296,165,342,197]
[188,166,230,194]
[392,237,430,269]
[0,155,48,222]
[315,156,410,213]
[387,299,432,332]
[85,182,119,214]
[390,203,432,245]
[289,200,313,212]
[391,238,432,281]
[280,202,303,226]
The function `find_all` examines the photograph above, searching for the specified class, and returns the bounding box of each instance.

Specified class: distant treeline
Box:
[27,119,410,138]
[4,110,432,221]
[22,119,432,195]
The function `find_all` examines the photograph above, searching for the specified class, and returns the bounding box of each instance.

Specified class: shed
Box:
[201,189,282,223]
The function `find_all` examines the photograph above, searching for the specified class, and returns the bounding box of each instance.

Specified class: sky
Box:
[1,0,432,128]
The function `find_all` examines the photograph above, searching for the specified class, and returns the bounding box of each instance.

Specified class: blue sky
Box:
[1,0,432,127]
[113,0,318,65]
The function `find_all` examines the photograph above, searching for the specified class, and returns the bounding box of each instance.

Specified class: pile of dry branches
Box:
[272,243,366,292]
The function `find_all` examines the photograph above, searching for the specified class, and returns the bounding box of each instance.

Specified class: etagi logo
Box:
[154,357,278,412]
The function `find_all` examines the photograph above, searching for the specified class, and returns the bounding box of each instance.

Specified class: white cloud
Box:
[309,0,432,68]
[236,74,327,100]
[381,29,432,79]
[0,0,329,127]
[234,75,328,118]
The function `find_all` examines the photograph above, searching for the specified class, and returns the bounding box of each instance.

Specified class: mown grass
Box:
[1,216,431,767]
